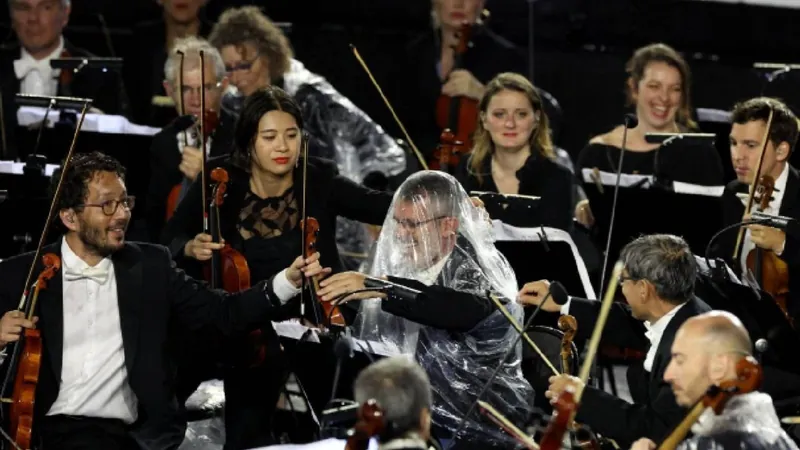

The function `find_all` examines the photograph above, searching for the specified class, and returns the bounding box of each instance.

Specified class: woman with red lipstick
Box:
[455,73,573,231]
[160,86,393,449]
[574,43,724,228]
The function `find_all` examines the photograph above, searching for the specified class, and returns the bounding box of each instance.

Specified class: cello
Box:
[731,107,792,324]
[657,356,762,449]
[431,9,490,172]
[0,97,92,449]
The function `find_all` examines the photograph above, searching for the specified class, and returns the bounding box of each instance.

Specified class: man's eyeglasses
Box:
[225,56,259,74]
[393,216,446,230]
[618,274,640,284]
[77,197,135,216]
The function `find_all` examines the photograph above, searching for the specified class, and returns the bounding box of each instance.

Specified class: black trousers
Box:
[38,415,139,450]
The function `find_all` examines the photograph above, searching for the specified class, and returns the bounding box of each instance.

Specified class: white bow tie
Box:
[13,58,54,80]
[64,266,109,284]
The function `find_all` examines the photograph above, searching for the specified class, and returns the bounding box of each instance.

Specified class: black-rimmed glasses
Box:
[77,196,135,216]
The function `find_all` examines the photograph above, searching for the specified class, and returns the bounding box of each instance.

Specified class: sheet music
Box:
[255,437,373,449]
[271,319,401,357]
[17,106,160,136]
[0,161,59,176]
[581,168,724,197]
[492,221,596,300]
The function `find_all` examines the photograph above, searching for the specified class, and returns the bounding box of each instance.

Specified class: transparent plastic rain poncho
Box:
[678,392,799,450]
[353,171,536,447]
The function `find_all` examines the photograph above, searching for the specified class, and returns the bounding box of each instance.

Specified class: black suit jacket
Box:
[145,112,236,242]
[0,240,288,450]
[567,296,711,447]
[0,39,129,159]
[712,164,800,322]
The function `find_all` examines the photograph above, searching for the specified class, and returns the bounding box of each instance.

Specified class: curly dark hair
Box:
[208,6,293,83]
[49,151,127,214]
[232,85,304,171]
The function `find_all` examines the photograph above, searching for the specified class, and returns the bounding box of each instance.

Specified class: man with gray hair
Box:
[145,36,234,241]
[1,0,128,158]
[353,357,433,449]
[518,233,711,448]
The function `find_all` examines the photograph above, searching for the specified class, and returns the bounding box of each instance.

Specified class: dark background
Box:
[3,0,800,160]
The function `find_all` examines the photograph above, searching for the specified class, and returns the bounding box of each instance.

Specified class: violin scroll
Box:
[704,355,762,414]
[210,168,229,207]
[752,175,775,212]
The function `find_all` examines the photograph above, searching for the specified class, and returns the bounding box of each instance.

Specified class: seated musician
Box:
[0,151,326,450]
[630,311,799,450]
[383,0,564,166]
[0,0,129,159]
[125,0,213,126]
[144,37,234,242]
[712,97,800,322]
[317,170,536,450]
[161,85,393,449]
[454,72,573,230]
[208,6,406,180]
[575,43,724,228]
[518,234,711,448]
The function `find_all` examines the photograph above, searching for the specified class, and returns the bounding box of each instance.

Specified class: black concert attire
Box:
[560,296,711,448]
[0,240,294,450]
[144,110,236,242]
[0,39,129,160]
[123,18,213,128]
[454,150,574,230]
[384,28,562,168]
[161,155,392,449]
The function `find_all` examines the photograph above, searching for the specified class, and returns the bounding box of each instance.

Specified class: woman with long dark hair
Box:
[162,85,392,449]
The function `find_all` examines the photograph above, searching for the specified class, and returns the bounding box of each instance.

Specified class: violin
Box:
[344,399,386,450]
[300,217,345,328]
[731,107,792,325]
[9,254,60,450]
[745,175,792,323]
[431,9,489,172]
[657,355,762,450]
[0,98,92,449]
[432,129,468,175]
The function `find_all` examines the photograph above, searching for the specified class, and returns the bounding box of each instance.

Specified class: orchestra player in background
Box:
[575,43,724,228]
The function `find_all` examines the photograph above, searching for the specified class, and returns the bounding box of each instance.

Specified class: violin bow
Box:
[176,50,188,148]
[349,45,429,170]
[199,50,209,233]
[733,107,774,260]
[487,294,559,375]
[0,96,91,449]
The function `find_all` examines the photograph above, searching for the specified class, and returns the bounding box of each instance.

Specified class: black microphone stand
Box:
[446,288,555,450]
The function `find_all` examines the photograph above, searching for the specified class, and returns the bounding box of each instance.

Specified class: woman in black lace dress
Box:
[161,85,393,449]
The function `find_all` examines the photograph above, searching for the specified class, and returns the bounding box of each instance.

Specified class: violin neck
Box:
[208,201,222,290]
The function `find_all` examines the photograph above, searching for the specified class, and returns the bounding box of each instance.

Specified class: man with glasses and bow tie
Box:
[0,151,329,450]
[1,0,128,159]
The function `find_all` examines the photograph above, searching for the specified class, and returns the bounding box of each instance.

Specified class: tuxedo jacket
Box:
[567,296,711,448]
[711,164,800,323]
[0,39,129,160]
[144,112,236,242]
[0,240,287,449]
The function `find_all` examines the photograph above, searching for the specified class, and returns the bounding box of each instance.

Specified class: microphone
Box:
[446,281,568,449]
[598,114,638,295]
[703,217,773,269]
[364,276,422,302]
[749,211,795,230]
[330,335,355,405]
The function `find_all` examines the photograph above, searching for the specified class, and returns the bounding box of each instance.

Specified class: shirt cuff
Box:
[776,238,787,256]
[0,348,7,366]
[560,296,572,315]
[272,268,301,305]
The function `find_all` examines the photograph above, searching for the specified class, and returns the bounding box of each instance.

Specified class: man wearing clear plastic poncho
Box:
[317,171,536,450]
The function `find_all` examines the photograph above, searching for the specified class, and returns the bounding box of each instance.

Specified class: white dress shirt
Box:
[739,162,789,275]
[559,297,686,372]
[43,238,300,423]
[14,37,64,97]
[642,303,685,372]
[47,238,138,423]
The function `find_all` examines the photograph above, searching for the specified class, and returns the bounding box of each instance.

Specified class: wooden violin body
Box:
[345,399,386,450]
[430,129,469,175]
[431,9,489,172]
[10,253,61,450]
[301,217,346,328]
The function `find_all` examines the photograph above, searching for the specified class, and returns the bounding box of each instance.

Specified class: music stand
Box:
[50,57,124,73]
